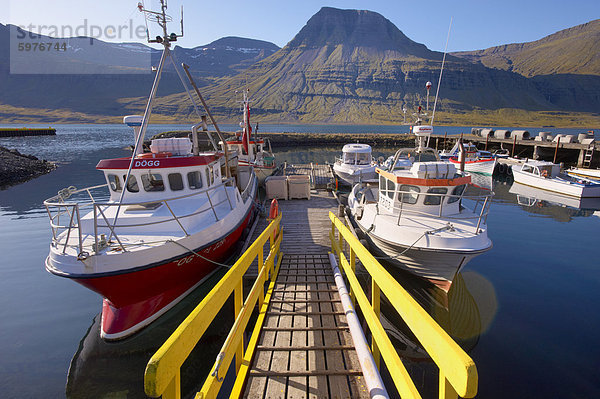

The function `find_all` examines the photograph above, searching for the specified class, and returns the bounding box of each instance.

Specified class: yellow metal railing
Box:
[144,212,283,399]
[329,211,478,399]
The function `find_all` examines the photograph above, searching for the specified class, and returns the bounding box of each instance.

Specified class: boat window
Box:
[210,167,214,185]
[448,185,466,203]
[187,171,203,190]
[522,165,535,174]
[379,175,387,197]
[386,179,395,199]
[168,173,184,191]
[141,173,165,192]
[124,174,139,193]
[398,185,420,204]
[107,174,122,192]
[344,153,356,165]
[424,188,448,205]
[357,153,370,165]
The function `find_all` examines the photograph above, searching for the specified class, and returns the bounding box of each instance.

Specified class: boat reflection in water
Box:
[509,181,600,221]
[66,270,232,399]
[374,264,497,396]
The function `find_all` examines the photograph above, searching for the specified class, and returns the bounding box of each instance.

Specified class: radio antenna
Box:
[430,17,452,126]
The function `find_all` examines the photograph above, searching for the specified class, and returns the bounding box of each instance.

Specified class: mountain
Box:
[1,12,599,126]
[152,7,578,123]
[0,23,279,121]
[452,19,600,77]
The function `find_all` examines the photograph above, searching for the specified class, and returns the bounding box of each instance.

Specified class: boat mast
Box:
[430,17,452,126]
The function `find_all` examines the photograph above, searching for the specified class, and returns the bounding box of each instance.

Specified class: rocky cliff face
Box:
[176,7,568,123]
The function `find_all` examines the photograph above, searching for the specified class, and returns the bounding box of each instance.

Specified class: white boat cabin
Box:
[97,138,227,204]
[341,143,373,165]
[518,160,561,179]
[363,162,471,217]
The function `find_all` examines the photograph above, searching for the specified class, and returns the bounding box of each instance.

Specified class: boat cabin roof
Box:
[342,143,372,154]
[96,153,220,170]
[376,162,471,187]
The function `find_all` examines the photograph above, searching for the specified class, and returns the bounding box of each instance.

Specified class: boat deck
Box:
[243,189,370,398]
[283,163,335,189]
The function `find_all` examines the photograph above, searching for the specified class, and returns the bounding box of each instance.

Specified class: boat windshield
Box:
[343,152,371,165]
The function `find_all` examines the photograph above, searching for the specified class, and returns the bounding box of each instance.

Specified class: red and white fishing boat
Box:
[43,1,257,340]
[223,90,277,185]
[447,143,496,176]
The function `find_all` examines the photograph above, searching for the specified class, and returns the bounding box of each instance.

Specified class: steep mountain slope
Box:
[0,24,279,121]
[154,7,562,123]
[452,19,600,77]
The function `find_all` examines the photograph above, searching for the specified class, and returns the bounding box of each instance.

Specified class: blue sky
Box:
[4,0,599,51]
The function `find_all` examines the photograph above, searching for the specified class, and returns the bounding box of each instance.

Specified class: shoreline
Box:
[0,146,56,189]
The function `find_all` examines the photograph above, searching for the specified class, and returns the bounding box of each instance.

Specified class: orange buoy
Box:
[269,199,279,219]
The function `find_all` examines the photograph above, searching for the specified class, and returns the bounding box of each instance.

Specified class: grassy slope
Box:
[452,20,600,77]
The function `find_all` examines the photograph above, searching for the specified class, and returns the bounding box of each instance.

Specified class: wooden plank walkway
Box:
[244,253,369,399]
[283,163,335,189]
[242,187,370,398]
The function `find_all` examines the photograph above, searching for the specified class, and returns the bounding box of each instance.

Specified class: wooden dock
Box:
[243,186,370,398]
[0,127,56,137]
[283,163,335,189]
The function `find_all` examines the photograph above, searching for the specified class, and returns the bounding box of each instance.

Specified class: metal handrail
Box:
[44,177,242,255]
[329,212,478,398]
[144,213,283,399]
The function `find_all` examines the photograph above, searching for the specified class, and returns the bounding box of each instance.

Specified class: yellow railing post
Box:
[331,220,335,252]
[371,278,381,369]
[144,213,282,399]
[440,371,459,399]
[234,279,244,373]
[327,211,478,399]
[164,371,180,399]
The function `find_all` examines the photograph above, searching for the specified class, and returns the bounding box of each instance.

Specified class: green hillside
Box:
[452,19,600,77]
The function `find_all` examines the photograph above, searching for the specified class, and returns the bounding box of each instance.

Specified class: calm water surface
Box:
[0,125,599,398]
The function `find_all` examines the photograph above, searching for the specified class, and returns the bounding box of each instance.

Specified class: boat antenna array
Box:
[110,0,222,242]
[430,17,453,126]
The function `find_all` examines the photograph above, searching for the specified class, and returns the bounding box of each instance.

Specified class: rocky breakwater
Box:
[152,131,417,148]
[0,146,56,188]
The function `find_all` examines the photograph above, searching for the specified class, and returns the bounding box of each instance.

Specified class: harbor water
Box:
[0,124,599,398]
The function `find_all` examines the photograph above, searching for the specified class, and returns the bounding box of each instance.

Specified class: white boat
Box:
[565,167,600,182]
[445,142,497,176]
[348,151,493,291]
[509,181,600,210]
[223,91,277,185]
[43,2,258,340]
[333,143,377,185]
[512,160,600,198]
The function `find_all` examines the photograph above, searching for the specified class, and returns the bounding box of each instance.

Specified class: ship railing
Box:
[239,166,255,203]
[144,212,283,399]
[44,177,239,256]
[390,188,493,234]
[329,212,478,399]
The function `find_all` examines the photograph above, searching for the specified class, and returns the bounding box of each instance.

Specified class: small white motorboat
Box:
[333,143,377,185]
[565,167,600,182]
[348,150,493,291]
[512,160,600,198]
[445,142,497,176]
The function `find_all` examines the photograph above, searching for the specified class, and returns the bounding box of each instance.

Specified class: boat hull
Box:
[512,168,600,198]
[359,226,488,289]
[77,206,252,340]
[333,163,377,185]
[449,158,496,176]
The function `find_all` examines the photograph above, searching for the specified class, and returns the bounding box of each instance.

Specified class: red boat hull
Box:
[75,208,253,340]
